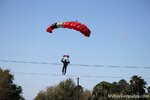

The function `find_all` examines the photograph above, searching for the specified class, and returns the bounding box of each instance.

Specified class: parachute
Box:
[46,21,91,37]
[62,55,69,62]
[63,55,69,58]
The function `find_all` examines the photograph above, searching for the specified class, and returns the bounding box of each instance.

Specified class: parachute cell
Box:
[46,21,91,37]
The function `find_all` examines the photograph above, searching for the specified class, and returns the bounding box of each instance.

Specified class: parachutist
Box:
[61,55,70,75]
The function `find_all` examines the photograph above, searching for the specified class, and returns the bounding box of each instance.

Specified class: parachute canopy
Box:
[63,55,69,58]
[62,55,69,61]
[46,21,91,37]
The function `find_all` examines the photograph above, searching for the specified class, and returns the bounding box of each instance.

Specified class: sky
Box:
[0,0,150,99]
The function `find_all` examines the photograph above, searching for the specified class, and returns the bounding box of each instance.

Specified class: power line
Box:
[11,71,150,79]
[0,59,150,69]
[11,71,128,79]
[1,59,150,80]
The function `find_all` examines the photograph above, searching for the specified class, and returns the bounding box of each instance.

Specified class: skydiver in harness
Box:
[61,55,70,75]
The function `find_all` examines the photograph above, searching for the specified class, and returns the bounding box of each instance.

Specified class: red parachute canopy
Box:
[46,21,91,37]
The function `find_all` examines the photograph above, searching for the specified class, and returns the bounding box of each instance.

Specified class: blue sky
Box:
[0,0,150,99]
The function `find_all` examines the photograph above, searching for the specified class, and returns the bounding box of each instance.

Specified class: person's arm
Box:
[61,58,64,63]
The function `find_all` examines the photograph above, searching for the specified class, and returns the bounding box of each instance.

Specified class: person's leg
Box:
[62,66,65,75]
[64,66,67,75]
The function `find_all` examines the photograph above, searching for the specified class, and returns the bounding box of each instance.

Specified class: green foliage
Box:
[0,68,24,100]
[130,75,147,95]
[34,90,47,100]
[91,75,149,100]
[147,86,150,94]
[92,81,113,100]
[35,75,150,100]
[34,78,92,100]
[118,79,129,94]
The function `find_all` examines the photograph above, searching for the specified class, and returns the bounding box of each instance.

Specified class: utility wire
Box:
[12,71,128,79]
[11,71,150,79]
[0,59,150,69]
[1,59,150,79]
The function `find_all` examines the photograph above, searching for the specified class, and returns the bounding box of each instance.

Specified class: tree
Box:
[80,89,92,100]
[91,76,149,100]
[92,81,112,100]
[57,78,76,99]
[118,79,129,94]
[0,68,24,100]
[147,86,150,100]
[110,82,119,94]
[147,86,150,94]
[34,90,47,100]
[34,78,91,100]
[130,75,147,95]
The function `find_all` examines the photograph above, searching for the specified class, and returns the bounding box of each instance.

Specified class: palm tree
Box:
[130,75,147,95]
